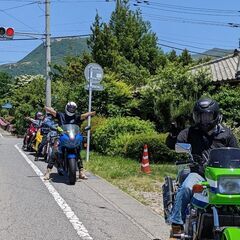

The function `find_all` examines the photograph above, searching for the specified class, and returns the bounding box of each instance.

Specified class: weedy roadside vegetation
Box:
[84,151,177,205]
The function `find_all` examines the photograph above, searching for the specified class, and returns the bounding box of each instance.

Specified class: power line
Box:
[157,34,236,49]
[0,49,29,53]
[0,0,38,2]
[1,32,233,57]
[137,0,239,14]
[159,39,218,52]
[0,8,40,33]
[2,1,40,11]
[143,13,239,28]
[51,34,90,39]
[0,33,90,41]
[157,43,223,58]
[134,4,240,17]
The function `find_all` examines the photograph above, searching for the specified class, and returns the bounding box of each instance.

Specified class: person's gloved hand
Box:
[57,126,63,133]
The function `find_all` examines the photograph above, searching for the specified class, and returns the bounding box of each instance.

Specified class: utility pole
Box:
[45,0,51,107]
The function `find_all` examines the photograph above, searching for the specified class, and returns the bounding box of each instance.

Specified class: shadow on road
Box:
[49,172,71,185]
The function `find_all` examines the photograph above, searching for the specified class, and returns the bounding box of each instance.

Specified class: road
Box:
[0,129,169,240]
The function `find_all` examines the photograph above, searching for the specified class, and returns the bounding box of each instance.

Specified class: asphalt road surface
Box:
[0,129,169,240]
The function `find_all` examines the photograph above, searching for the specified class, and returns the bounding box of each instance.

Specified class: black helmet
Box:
[193,98,220,132]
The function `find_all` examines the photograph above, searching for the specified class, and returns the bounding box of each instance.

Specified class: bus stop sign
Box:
[84,63,103,83]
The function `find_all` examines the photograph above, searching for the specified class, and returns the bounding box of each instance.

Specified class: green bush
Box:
[81,116,107,135]
[124,133,180,163]
[107,133,133,156]
[81,116,107,150]
[92,117,156,154]
[13,103,35,135]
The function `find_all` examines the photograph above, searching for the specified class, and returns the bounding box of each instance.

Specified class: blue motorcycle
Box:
[59,124,83,185]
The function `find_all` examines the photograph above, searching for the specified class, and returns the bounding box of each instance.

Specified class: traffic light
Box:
[0,27,14,39]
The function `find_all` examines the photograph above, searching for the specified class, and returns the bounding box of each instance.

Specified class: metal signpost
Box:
[84,63,104,161]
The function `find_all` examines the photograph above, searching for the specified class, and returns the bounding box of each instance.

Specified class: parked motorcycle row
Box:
[22,114,85,185]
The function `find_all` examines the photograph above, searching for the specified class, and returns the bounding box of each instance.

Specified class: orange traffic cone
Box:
[141,144,151,174]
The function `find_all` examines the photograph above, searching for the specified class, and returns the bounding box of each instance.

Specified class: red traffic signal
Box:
[0,27,14,38]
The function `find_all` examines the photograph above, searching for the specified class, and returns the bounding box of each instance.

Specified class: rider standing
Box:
[44,101,96,180]
[168,98,238,239]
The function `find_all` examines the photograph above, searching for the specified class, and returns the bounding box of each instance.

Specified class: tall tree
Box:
[88,1,165,74]
[88,13,119,69]
[179,49,193,66]
[138,63,211,130]
[167,49,178,62]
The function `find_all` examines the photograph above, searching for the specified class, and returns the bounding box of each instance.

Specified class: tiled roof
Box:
[191,52,240,83]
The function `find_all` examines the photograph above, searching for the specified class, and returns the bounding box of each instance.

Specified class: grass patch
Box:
[83,151,177,205]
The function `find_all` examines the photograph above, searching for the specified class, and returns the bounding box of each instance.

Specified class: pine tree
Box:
[179,49,193,66]
[167,49,178,62]
[88,0,165,74]
[88,13,119,68]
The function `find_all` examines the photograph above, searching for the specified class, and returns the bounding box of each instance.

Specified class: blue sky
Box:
[0,0,239,64]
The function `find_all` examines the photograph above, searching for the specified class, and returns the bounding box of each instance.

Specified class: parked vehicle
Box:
[59,124,83,185]
[162,143,240,240]
[22,123,38,151]
[44,129,59,163]
[32,128,43,152]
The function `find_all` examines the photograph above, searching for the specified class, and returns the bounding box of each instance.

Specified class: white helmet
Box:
[65,101,77,116]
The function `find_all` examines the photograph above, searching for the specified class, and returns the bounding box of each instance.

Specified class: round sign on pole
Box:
[84,63,103,83]
[84,63,104,162]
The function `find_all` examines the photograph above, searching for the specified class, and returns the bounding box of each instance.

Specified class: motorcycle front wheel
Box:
[68,158,76,185]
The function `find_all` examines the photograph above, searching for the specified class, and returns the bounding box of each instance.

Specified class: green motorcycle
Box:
[163,143,240,240]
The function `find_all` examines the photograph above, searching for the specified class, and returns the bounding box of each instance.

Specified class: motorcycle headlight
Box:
[69,132,75,140]
[218,177,240,195]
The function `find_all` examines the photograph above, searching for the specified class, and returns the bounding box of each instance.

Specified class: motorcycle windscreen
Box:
[62,124,80,140]
[208,148,240,168]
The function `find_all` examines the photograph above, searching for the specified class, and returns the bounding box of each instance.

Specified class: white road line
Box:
[15,144,93,240]
[0,132,3,138]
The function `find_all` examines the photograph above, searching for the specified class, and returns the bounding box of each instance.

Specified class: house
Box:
[191,49,240,84]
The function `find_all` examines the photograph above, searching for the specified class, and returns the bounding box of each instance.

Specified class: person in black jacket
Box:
[168,97,238,239]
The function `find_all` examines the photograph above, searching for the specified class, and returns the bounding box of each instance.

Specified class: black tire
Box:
[43,143,49,162]
[68,158,77,185]
[46,145,52,163]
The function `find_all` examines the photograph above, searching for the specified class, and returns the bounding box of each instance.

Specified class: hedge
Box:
[124,133,180,163]
[92,116,156,154]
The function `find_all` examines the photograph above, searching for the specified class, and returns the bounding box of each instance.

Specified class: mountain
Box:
[192,48,234,60]
[0,37,90,76]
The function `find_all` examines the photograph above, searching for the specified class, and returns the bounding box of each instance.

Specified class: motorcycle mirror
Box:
[175,143,192,153]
